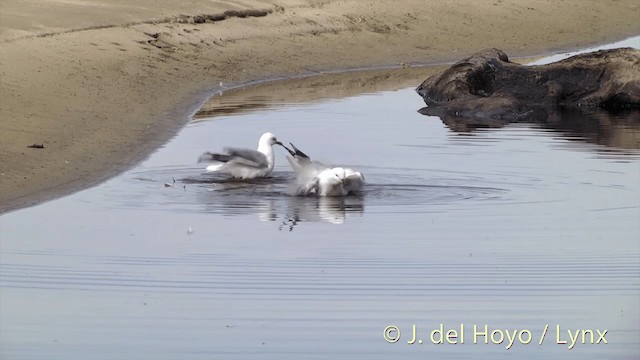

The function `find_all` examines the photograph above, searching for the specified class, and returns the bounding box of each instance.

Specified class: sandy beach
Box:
[1,0,638,213]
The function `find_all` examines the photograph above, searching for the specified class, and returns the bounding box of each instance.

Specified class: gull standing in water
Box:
[282,143,365,196]
[198,132,284,179]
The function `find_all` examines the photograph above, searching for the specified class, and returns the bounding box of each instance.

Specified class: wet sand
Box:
[1,0,639,213]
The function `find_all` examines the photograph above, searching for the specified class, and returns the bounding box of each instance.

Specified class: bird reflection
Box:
[278,196,365,231]
[191,175,364,230]
[419,106,640,150]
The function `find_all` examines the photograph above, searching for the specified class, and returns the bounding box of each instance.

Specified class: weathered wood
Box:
[416,48,640,122]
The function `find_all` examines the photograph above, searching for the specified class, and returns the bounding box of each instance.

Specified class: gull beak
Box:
[277,142,296,156]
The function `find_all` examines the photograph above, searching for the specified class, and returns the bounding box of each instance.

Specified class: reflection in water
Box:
[420,106,640,150]
[279,197,365,230]
[194,95,273,118]
[185,173,365,229]
[193,66,447,121]
[544,107,640,150]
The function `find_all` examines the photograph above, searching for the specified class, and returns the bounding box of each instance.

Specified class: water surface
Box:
[1,38,639,359]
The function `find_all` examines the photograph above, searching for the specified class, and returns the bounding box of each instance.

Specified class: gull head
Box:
[319,169,343,186]
[259,132,283,147]
[317,169,345,197]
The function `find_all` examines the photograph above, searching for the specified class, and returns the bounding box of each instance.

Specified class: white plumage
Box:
[198,132,283,179]
[282,143,365,197]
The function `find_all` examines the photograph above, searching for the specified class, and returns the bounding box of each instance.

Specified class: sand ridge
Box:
[1,0,639,212]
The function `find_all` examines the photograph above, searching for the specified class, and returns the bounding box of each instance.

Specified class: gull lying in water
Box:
[282,143,365,197]
[198,132,283,179]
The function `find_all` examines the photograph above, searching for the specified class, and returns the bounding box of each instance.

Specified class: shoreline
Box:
[1,0,639,214]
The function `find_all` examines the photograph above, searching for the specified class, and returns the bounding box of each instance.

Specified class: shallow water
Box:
[1,38,639,359]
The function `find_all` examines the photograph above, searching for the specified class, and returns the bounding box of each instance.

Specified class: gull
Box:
[197,132,283,179]
[282,143,365,196]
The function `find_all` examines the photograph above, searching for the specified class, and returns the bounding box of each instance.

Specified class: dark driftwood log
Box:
[416,48,640,122]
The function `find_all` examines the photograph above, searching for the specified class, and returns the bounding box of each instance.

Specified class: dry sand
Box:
[1,0,638,213]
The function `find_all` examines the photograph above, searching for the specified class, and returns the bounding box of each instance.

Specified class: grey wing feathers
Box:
[224,147,269,168]
[197,148,268,168]
[197,152,220,163]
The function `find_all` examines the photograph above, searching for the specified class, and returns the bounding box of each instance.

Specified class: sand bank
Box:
[1,0,638,213]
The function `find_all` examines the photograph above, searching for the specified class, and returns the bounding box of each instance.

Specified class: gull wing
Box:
[223,147,269,168]
[295,177,319,196]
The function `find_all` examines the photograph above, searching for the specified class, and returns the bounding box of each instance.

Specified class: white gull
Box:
[282,143,365,196]
[197,132,283,179]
